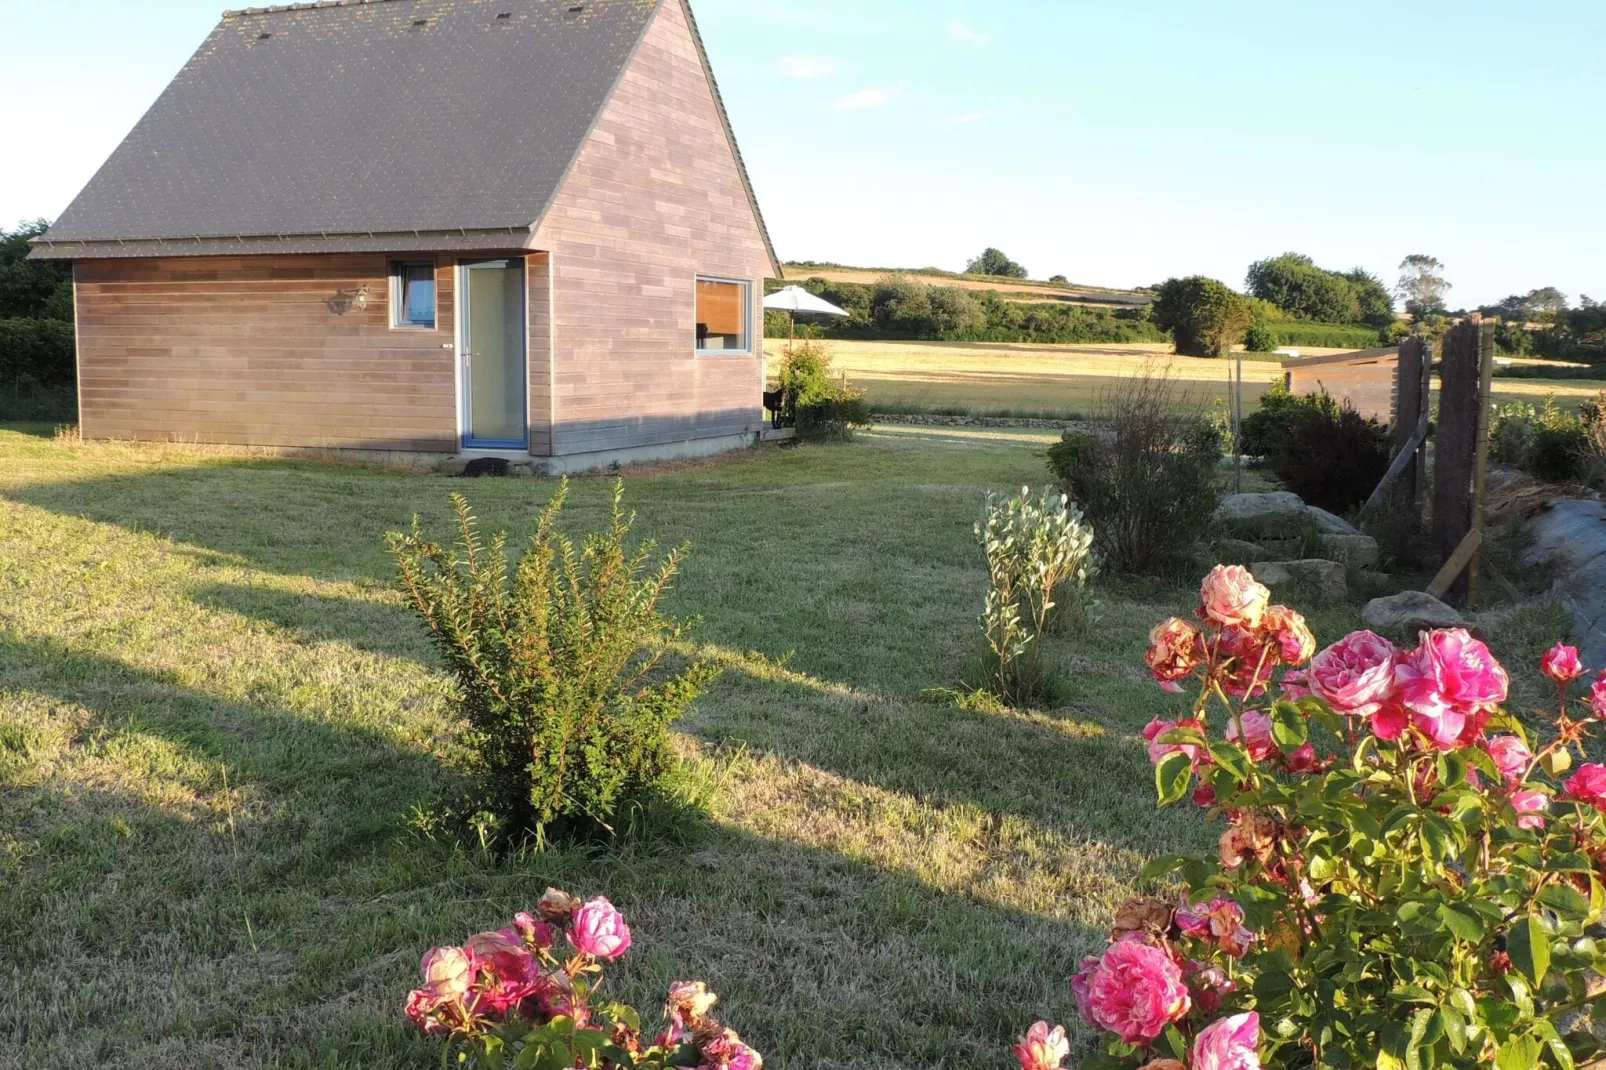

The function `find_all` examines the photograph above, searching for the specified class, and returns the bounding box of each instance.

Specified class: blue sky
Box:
[2,0,1600,307]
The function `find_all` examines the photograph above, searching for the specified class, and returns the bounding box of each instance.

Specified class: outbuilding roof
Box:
[32,0,776,267]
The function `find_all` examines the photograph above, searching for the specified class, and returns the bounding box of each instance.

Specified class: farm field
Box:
[780,263,1151,308]
[763,339,1606,420]
[0,422,1218,1068]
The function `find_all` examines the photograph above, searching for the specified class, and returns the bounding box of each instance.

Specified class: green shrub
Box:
[775,341,872,440]
[387,484,719,846]
[1238,382,1305,459]
[1150,276,1253,357]
[1048,368,1223,575]
[1490,395,1599,485]
[975,485,1096,706]
[1243,320,1279,353]
[1245,388,1390,513]
[1267,321,1384,350]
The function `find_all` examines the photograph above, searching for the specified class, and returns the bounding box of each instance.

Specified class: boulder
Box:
[1318,534,1379,569]
[1525,499,1606,671]
[1362,591,1464,631]
[1215,492,1309,538]
[1252,559,1348,601]
[1215,538,1275,564]
[1304,506,1361,537]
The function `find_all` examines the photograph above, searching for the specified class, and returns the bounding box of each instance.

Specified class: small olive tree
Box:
[976,486,1097,705]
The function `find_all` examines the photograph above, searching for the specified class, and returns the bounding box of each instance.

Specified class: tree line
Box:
[0,219,75,419]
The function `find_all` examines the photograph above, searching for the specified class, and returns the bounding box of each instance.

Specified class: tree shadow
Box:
[0,629,1110,1069]
[190,580,436,667]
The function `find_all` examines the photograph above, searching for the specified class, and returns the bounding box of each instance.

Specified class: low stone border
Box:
[874,413,1086,431]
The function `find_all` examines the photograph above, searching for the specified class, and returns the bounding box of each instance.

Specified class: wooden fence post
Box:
[1393,336,1429,510]
[1466,323,1496,606]
[1432,321,1483,595]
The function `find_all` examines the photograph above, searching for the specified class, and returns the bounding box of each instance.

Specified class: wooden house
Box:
[31,0,780,470]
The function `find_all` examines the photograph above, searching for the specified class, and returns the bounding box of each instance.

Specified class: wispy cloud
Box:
[835,82,906,110]
[948,20,992,46]
[778,55,842,80]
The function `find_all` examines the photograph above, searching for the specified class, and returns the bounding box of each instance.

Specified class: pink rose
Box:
[420,946,473,1003]
[1013,1021,1070,1070]
[404,986,452,1034]
[1542,643,1585,683]
[1176,897,1256,958]
[1148,617,1206,692]
[1187,962,1237,1016]
[569,897,633,961]
[1071,955,1099,1023]
[1201,565,1271,631]
[1224,711,1277,763]
[513,912,555,950]
[1591,677,1606,719]
[1371,701,1408,742]
[1485,736,1531,785]
[1279,669,1311,701]
[1309,631,1397,718]
[1192,1012,1260,1070]
[1510,788,1549,830]
[1082,939,1192,1045]
[1284,742,1319,774]
[1396,629,1509,723]
[1144,717,1207,768]
[1566,764,1606,812]
[1262,605,1315,667]
[700,1031,762,1070]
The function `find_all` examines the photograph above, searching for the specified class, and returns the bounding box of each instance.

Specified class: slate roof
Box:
[33,0,775,267]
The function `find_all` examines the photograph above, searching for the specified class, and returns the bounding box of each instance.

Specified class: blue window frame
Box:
[391,261,437,329]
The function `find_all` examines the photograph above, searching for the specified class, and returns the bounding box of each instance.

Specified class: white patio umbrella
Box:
[763,285,849,340]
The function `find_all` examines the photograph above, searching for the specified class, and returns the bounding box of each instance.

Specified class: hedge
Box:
[0,317,76,388]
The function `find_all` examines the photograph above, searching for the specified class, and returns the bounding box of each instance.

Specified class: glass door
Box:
[460,259,528,449]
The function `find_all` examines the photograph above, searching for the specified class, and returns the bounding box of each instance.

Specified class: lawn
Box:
[0,422,1224,1069]
[762,339,1606,421]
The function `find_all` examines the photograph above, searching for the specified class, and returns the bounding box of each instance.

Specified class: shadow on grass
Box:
[190,581,436,667]
[0,629,1109,1069]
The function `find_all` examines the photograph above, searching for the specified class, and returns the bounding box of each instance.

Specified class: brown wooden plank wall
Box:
[533,0,773,456]
[74,253,459,451]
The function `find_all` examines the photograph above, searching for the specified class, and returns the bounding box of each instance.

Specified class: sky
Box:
[1,0,1600,308]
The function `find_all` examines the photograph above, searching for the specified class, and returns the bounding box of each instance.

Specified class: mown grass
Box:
[0,424,1216,1069]
[0,424,1571,1068]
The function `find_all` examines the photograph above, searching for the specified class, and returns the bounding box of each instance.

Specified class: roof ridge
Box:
[224,0,409,17]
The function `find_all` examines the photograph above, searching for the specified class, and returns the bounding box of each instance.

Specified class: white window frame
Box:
[390,260,438,330]
[694,275,753,357]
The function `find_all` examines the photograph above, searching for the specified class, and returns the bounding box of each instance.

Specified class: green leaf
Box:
[1539,883,1591,919]
[1209,741,1254,781]
[1271,702,1308,750]
[1155,751,1194,807]
[1440,1004,1468,1054]
[1509,914,1552,987]
[1496,1035,1542,1070]
[1535,1019,1576,1070]
[1139,855,1189,880]
[1439,903,1486,942]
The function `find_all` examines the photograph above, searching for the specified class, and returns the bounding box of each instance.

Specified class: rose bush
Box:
[1017,567,1606,1069]
[406,888,760,1070]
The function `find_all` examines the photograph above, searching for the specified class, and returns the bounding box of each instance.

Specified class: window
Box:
[695,277,750,354]
[391,261,437,329]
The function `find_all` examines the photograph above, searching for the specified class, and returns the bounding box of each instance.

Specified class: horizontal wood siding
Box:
[75,254,460,451]
[527,252,555,456]
[533,0,772,456]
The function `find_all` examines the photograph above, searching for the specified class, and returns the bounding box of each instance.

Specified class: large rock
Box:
[1252,559,1348,601]
[1215,492,1362,540]
[1362,591,1464,631]
[1319,534,1379,569]
[1215,492,1308,538]
[1216,537,1279,564]
[1525,498,1606,670]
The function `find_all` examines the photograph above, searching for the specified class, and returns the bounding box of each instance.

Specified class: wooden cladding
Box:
[74,253,463,451]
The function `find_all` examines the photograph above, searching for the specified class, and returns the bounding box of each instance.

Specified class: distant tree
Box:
[965,248,1028,279]
[1048,274,1069,286]
[1246,253,1352,323]
[1526,287,1569,315]
[1,219,73,321]
[1396,255,1451,318]
[1344,268,1397,328]
[926,285,987,336]
[1151,276,1253,357]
